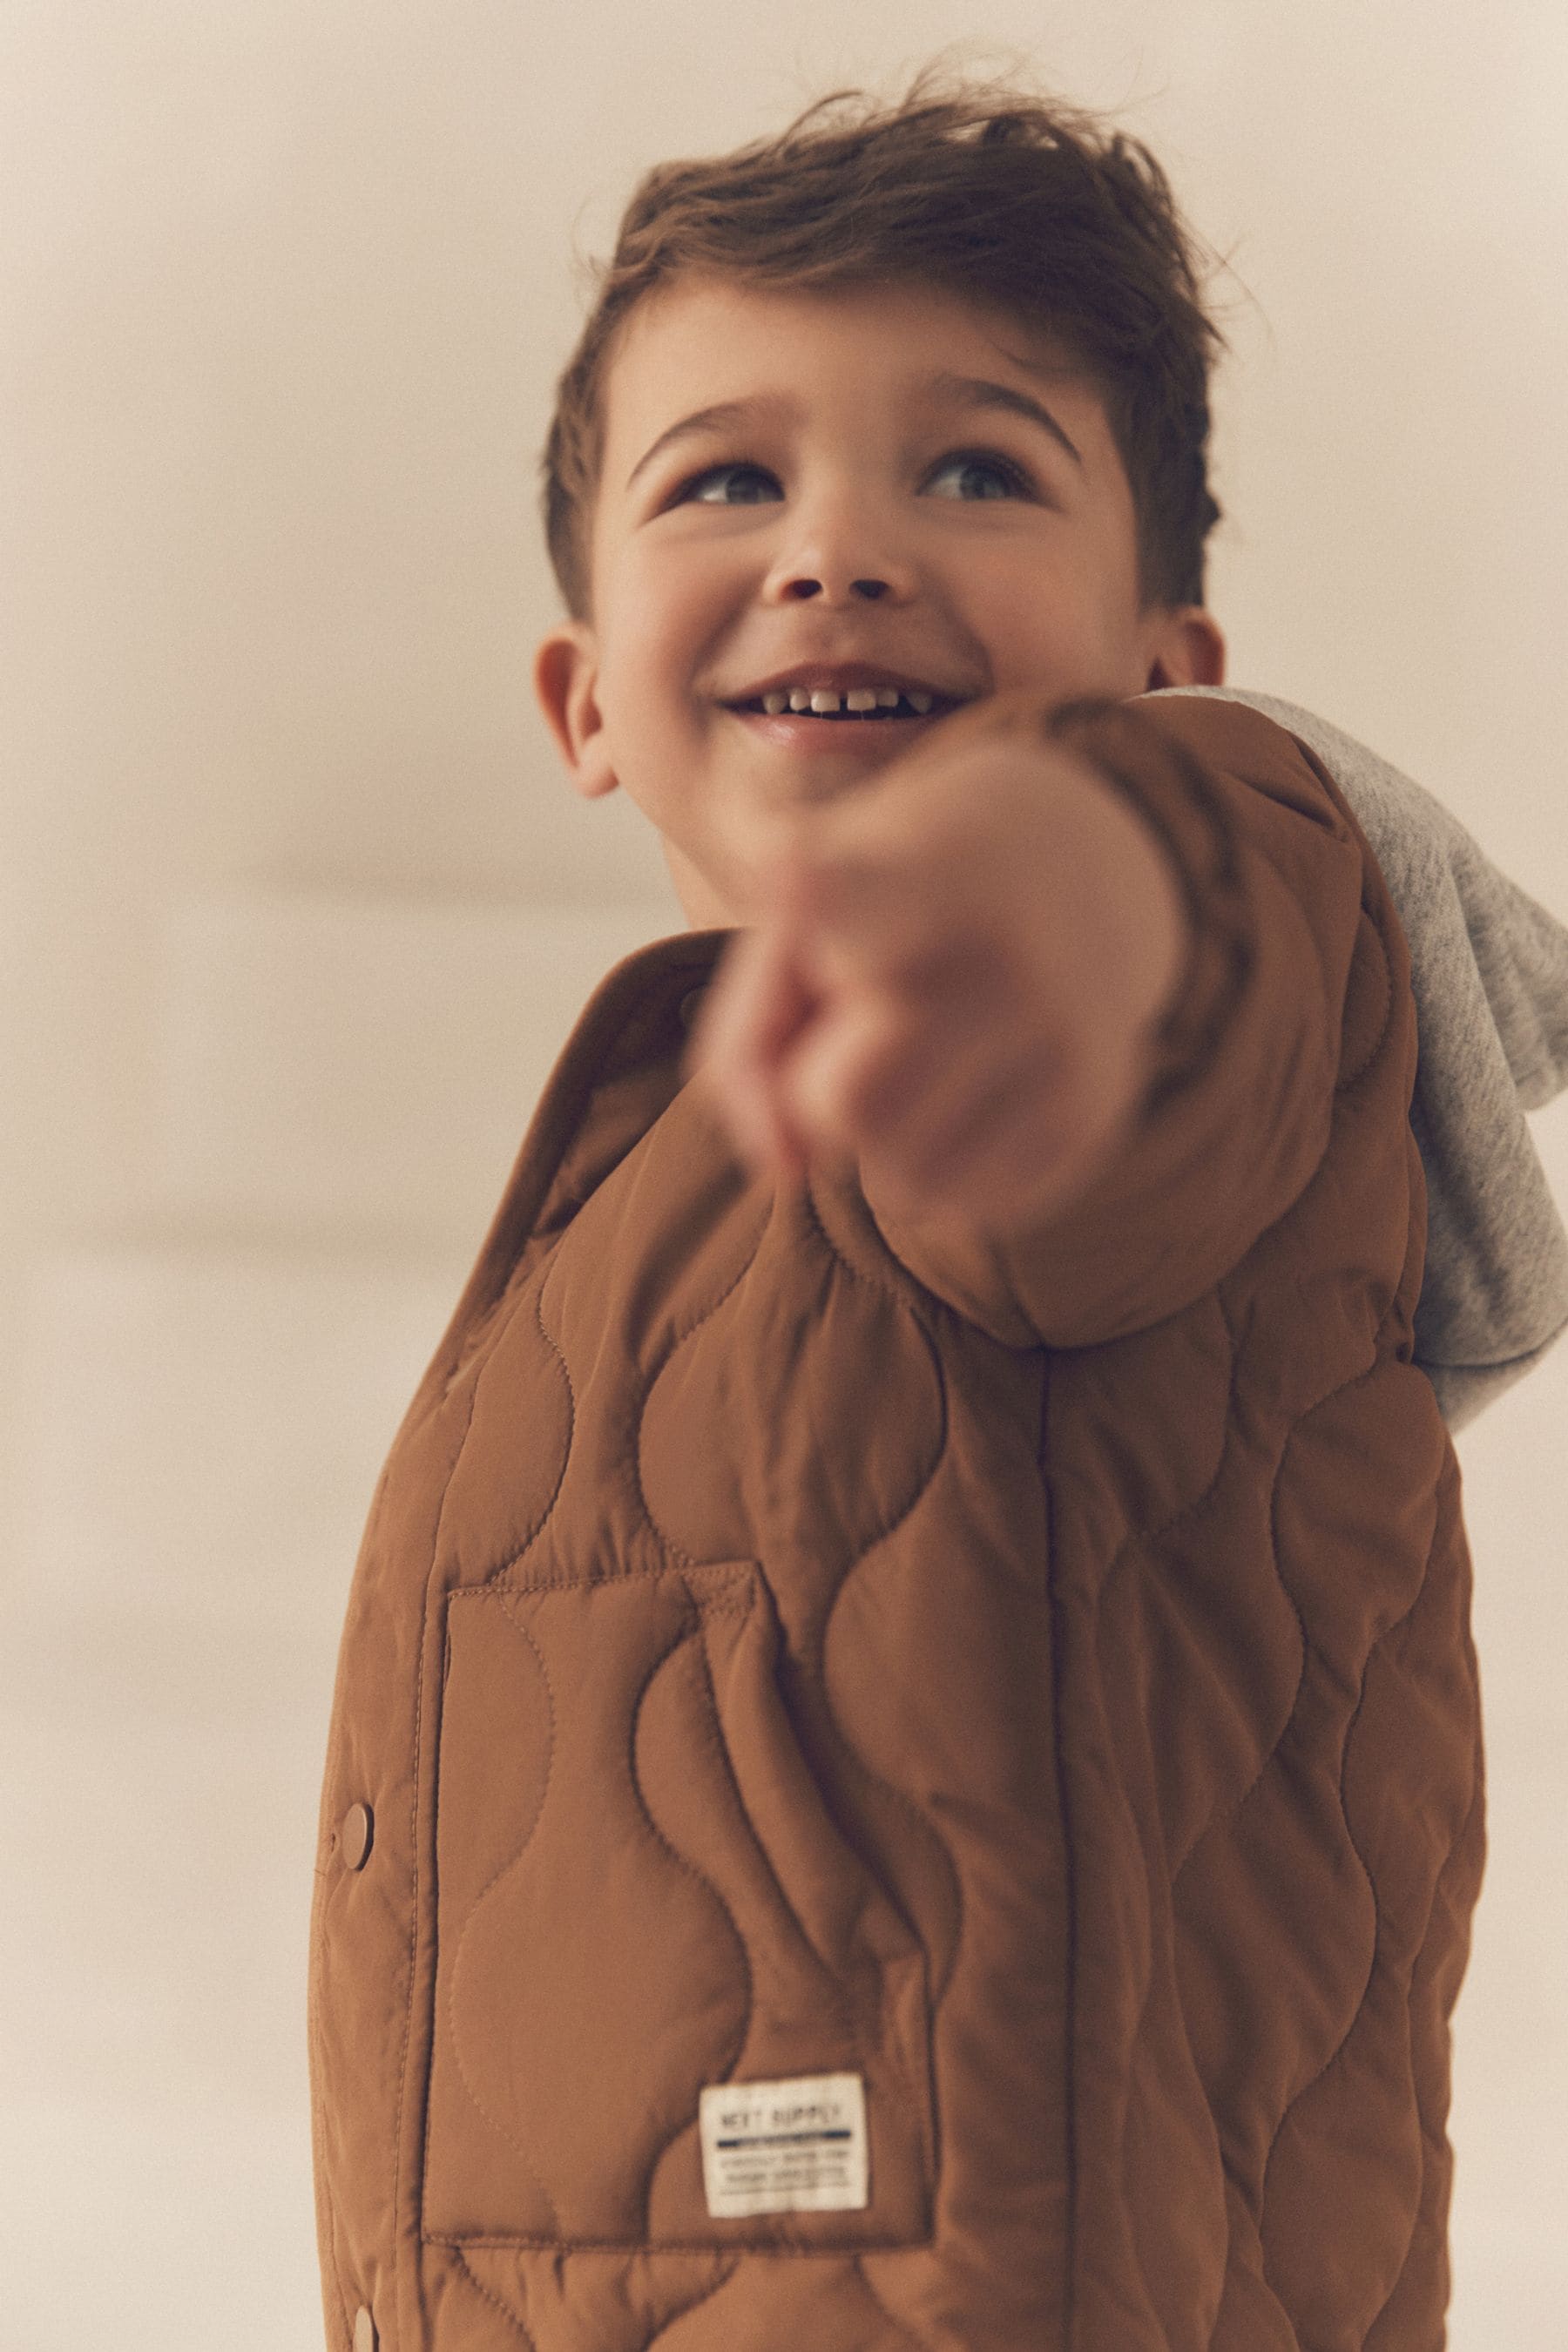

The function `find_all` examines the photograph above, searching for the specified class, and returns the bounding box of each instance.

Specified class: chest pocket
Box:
[422,1561,935,2249]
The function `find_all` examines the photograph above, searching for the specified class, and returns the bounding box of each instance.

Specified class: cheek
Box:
[972,559,1103,667]
[598,607,681,725]
[620,548,733,679]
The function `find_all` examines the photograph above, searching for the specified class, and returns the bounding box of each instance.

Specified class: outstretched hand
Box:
[681,696,1189,1233]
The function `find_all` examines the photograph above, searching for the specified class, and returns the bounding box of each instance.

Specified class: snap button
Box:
[353,2305,376,2352]
[340,1802,373,1871]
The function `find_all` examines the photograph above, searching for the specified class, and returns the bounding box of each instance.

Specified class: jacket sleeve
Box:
[862,692,1369,1349]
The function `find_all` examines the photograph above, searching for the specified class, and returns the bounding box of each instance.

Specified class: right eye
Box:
[677,463,781,506]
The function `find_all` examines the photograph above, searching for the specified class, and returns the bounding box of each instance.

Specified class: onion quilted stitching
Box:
[431,1583,753,2239]
[634,1602,866,2221]
[801,1186,963,2018]
[440,1596,561,2227]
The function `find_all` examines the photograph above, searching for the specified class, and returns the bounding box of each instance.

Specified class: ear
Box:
[1143,605,1227,692]
[532,621,620,800]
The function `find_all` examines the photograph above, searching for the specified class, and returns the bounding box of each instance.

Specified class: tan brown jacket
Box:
[308,694,1484,2351]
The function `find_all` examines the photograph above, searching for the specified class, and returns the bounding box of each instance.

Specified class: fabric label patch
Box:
[699,2072,868,2218]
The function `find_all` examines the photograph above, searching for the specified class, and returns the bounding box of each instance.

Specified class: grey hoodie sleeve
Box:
[1151,686,1568,1432]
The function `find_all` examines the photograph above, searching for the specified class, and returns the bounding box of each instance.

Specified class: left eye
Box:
[926,450,1035,500]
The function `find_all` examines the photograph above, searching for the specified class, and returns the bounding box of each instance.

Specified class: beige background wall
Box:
[3,3,1565,2345]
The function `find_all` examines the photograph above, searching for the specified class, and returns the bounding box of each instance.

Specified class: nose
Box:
[763,489,914,606]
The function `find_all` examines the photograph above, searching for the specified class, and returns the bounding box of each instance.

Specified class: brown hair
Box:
[540,58,1228,623]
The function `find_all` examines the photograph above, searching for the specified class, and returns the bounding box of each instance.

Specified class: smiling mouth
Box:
[726,688,965,721]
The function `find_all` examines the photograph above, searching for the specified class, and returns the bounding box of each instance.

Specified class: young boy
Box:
[306,67,1567,2352]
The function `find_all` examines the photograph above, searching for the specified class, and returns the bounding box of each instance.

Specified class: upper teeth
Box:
[760,686,935,715]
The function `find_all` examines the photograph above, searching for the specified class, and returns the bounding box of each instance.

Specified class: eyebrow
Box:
[926,373,1085,469]
[624,370,1085,491]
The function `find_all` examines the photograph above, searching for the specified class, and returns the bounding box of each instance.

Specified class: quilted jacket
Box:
[308,693,1487,2351]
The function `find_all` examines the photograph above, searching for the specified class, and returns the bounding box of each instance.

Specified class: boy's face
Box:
[535,276,1225,927]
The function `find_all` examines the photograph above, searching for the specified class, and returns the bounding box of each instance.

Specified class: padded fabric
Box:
[308,695,1485,2350]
